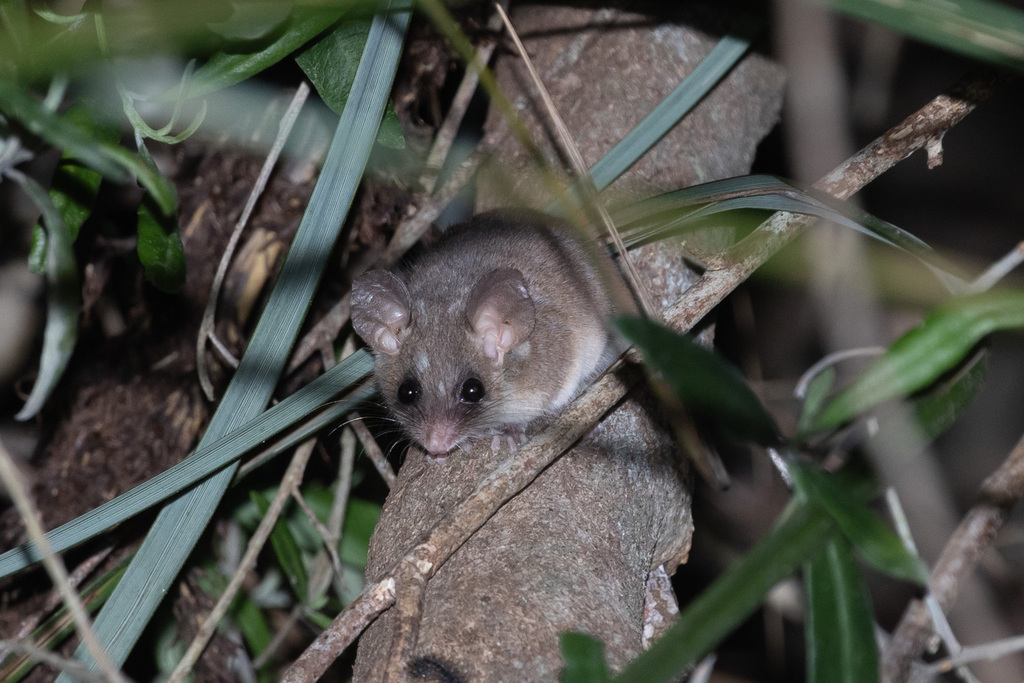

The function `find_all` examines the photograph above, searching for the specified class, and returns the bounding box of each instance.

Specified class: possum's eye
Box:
[460,377,485,403]
[397,378,420,405]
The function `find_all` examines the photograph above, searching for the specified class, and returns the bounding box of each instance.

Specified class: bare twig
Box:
[284,68,1003,682]
[882,431,1024,683]
[969,240,1024,293]
[197,82,310,399]
[167,440,316,683]
[351,417,397,488]
[0,438,127,683]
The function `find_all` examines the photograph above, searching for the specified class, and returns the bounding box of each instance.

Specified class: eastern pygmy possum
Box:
[351,210,620,460]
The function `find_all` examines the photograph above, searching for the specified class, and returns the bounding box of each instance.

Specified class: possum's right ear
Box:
[351,271,411,355]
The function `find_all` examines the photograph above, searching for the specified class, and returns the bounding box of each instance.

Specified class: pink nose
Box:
[422,422,459,456]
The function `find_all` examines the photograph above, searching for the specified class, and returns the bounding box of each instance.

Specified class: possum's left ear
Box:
[466,268,535,366]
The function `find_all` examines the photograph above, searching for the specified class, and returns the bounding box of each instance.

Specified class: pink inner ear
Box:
[467,268,535,365]
[351,270,411,356]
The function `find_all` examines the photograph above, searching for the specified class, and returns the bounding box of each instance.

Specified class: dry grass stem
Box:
[197,82,310,399]
[0,438,127,683]
[352,417,397,488]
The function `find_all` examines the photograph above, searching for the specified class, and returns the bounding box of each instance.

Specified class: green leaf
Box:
[28,224,47,274]
[12,174,80,422]
[296,17,372,116]
[207,0,292,42]
[186,7,346,99]
[805,538,879,683]
[560,633,609,683]
[790,462,928,585]
[376,98,405,149]
[904,347,989,444]
[613,500,836,683]
[251,491,308,603]
[827,0,1024,73]
[616,316,780,446]
[0,80,177,216]
[797,367,836,437]
[811,291,1024,433]
[137,198,186,293]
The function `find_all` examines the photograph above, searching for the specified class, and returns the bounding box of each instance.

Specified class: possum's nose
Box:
[421,421,460,457]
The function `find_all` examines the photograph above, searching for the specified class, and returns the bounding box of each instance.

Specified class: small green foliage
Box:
[137,198,186,293]
[185,6,347,98]
[804,538,879,683]
[790,462,928,585]
[616,316,780,446]
[560,633,609,683]
[296,18,372,115]
[251,491,309,603]
[809,291,1024,433]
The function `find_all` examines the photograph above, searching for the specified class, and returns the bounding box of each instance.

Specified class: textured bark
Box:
[353,3,783,680]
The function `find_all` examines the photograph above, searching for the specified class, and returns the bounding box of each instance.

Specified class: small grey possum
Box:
[351,209,620,460]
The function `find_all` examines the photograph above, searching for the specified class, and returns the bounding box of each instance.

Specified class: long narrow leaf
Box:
[791,462,928,585]
[828,0,1024,73]
[613,500,836,683]
[57,3,410,675]
[811,290,1024,433]
[0,357,373,577]
[11,174,80,421]
[614,175,966,293]
[616,316,780,446]
[805,538,879,683]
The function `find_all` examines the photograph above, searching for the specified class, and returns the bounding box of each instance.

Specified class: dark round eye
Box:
[397,378,420,405]
[460,378,485,403]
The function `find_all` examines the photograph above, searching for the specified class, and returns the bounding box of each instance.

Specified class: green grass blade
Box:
[11,174,80,421]
[828,0,1024,72]
[0,358,373,577]
[811,290,1024,433]
[805,538,879,683]
[613,500,836,683]
[55,3,410,675]
[251,491,308,603]
[588,34,751,191]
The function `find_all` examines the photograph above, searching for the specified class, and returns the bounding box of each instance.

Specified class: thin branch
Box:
[0,438,127,683]
[0,639,109,683]
[882,431,1024,683]
[418,1,506,193]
